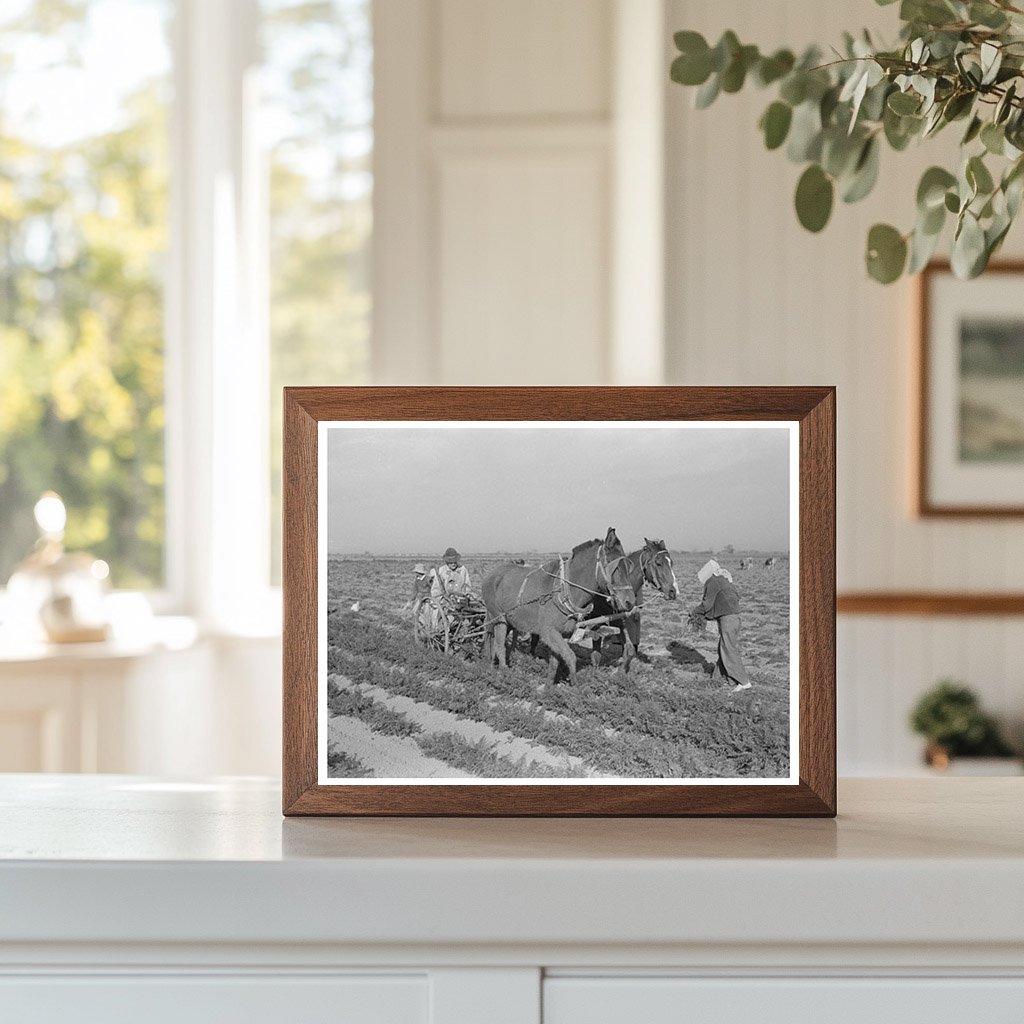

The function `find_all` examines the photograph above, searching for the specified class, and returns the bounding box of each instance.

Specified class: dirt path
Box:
[327,714,473,779]
[344,678,611,778]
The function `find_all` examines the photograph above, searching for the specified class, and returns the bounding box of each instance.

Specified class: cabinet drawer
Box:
[0,974,427,1024]
[544,977,1024,1024]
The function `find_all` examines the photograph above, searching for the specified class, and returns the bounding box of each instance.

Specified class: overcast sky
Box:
[326,425,792,555]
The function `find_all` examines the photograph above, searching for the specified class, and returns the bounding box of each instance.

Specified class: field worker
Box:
[692,558,753,693]
[402,563,433,611]
[432,546,471,599]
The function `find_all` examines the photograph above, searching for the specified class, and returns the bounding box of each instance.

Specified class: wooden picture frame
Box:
[283,387,836,816]
[917,260,1024,517]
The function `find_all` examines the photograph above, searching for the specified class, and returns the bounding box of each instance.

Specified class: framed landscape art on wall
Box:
[918,262,1024,517]
[282,387,836,816]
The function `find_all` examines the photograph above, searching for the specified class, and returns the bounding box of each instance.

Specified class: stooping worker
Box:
[692,558,752,693]
[432,546,472,599]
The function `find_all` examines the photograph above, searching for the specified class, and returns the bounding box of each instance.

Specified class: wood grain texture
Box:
[838,592,1024,616]
[282,387,836,817]
[916,260,1024,518]
[282,392,318,813]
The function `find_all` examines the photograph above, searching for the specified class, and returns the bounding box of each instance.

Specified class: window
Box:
[0,0,172,589]
[0,0,373,617]
[261,0,373,581]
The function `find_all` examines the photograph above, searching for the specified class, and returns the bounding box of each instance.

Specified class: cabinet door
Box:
[544,977,1024,1024]
[0,974,427,1024]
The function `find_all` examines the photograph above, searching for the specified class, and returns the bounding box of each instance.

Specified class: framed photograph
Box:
[918,261,1024,516]
[283,387,835,816]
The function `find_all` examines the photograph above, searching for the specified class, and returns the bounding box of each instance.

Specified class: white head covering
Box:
[697,559,733,585]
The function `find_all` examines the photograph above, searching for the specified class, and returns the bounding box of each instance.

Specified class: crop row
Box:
[329,612,789,778]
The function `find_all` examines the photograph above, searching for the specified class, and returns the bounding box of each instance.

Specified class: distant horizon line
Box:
[328,548,791,558]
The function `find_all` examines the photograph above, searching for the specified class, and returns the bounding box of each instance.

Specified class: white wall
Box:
[373,0,665,386]
[665,0,1024,772]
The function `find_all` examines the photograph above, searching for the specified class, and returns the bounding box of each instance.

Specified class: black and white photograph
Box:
[319,422,798,784]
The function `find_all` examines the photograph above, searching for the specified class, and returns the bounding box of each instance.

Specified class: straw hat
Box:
[413,563,426,575]
[443,547,460,561]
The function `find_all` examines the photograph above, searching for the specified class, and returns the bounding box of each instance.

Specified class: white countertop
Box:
[1,776,1022,952]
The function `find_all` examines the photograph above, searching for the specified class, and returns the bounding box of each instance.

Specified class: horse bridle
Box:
[639,546,673,587]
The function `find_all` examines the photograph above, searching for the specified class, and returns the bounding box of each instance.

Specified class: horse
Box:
[482,527,636,685]
[589,538,679,673]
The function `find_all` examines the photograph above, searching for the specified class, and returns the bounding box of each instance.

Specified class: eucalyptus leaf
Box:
[842,137,881,203]
[970,2,1009,30]
[996,82,1017,124]
[942,92,974,122]
[721,44,759,93]
[779,74,807,106]
[888,90,921,115]
[760,102,793,150]
[754,49,795,87]
[908,221,942,273]
[861,80,892,122]
[962,115,983,145]
[945,190,960,213]
[917,166,957,210]
[980,42,1003,86]
[921,200,946,235]
[951,212,986,278]
[866,223,908,283]
[795,164,834,232]
[694,73,721,109]
[981,122,1006,155]
[884,106,922,150]
[710,31,740,73]
[787,100,823,162]
[967,154,995,195]
[822,128,863,178]
[1002,158,1024,217]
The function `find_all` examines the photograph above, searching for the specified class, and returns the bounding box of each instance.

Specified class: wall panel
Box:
[438,0,611,120]
[437,151,608,384]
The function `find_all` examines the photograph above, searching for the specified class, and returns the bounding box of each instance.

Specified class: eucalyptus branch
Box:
[670,0,1024,283]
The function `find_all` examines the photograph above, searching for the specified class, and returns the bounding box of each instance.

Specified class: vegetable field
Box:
[326,552,791,780]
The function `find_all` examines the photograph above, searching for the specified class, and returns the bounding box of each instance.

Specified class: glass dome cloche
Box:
[5,492,111,644]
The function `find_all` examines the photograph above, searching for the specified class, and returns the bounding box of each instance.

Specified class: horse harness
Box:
[508,549,627,622]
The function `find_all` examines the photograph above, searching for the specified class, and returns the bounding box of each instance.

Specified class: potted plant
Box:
[909,679,1018,772]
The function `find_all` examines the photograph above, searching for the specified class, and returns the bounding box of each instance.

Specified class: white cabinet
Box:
[1,975,428,1024]
[0,639,210,773]
[544,978,1024,1024]
[1,777,1023,1023]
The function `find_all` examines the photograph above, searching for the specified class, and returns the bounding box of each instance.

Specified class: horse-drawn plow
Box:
[412,595,490,657]
[411,593,641,662]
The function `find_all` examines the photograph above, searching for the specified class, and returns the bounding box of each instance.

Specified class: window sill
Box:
[0,616,201,666]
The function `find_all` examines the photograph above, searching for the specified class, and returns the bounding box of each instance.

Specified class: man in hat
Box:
[691,558,752,692]
[432,546,472,600]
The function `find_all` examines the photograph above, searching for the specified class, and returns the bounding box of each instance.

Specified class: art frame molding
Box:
[916,259,1024,518]
[282,386,836,817]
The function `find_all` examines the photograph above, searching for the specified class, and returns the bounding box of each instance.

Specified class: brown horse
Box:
[590,538,679,672]
[482,527,635,685]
